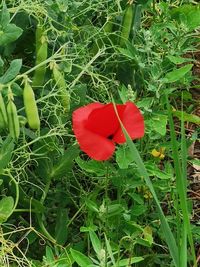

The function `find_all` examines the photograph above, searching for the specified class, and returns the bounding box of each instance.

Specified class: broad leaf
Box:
[171,4,200,30]
[0,24,23,46]
[0,59,22,84]
[0,196,14,223]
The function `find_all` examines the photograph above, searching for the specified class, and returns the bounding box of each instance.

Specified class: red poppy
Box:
[72,101,144,161]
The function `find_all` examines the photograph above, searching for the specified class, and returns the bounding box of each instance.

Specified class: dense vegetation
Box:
[0,0,200,266]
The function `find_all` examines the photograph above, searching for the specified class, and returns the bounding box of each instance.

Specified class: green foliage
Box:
[0,196,14,223]
[0,0,199,266]
[0,59,22,84]
[0,3,23,46]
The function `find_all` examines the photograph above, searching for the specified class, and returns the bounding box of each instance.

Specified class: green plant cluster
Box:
[0,0,200,266]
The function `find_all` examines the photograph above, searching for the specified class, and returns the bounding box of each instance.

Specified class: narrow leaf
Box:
[164,64,193,83]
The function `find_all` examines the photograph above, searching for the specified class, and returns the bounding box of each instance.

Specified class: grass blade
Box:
[166,95,196,266]
[112,100,179,267]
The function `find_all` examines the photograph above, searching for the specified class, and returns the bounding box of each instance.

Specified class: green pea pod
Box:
[120,3,134,47]
[23,81,40,130]
[7,100,20,140]
[32,28,48,88]
[35,25,43,53]
[0,91,8,129]
[52,64,70,113]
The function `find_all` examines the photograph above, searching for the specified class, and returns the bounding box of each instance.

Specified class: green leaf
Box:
[89,231,102,257]
[118,256,144,266]
[107,204,124,217]
[0,59,22,84]
[112,100,179,266]
[0,23,23,46]
[118,47,135,60]
[75,157,107,176]
[167,55,193,65]
[0,196,14,223]
[171,4,200,31]
[55,208,69,245]
[104,234,116,266]
[50,145,79,178]
[151,114,168,136]
[45,246,55,264]
[143,225,153,246]
[145,163,172,180]
[85,199,99,213]
[173,110,200,125]
[0,136,14,174]
[164,64,193,83]
[116,145,133,169]
[70,248,93,267]
[129,192,144,205]
[0,3,10,29]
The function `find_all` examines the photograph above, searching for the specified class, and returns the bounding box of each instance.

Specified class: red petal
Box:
[86,103,125,138]
[113,102,144,143]
[72,103,115,160]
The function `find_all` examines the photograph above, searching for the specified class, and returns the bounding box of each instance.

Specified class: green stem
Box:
[7,172,19,218]
[36,177,56,243]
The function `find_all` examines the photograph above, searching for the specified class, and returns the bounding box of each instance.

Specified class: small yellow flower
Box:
[151,149,160,157]
[144,190,152,199]
[151,147,165,160]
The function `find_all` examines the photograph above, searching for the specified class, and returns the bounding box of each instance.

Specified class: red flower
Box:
[72,102,144,161]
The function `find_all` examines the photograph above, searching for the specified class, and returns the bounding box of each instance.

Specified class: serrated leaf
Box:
[151,114,168,136]
[116,145,133,169]
[0,59,22,84]
[70,248,93,267]
[0,196,14,223]
[164,64,193,83]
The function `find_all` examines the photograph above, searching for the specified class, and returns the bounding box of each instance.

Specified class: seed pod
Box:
[35,25,43,53]
[32,25,48,88]
[7,100,20,140]
[52,64,70,113]
[0,91,8,129]
[23,81,40,130]
[120,3,134,47]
